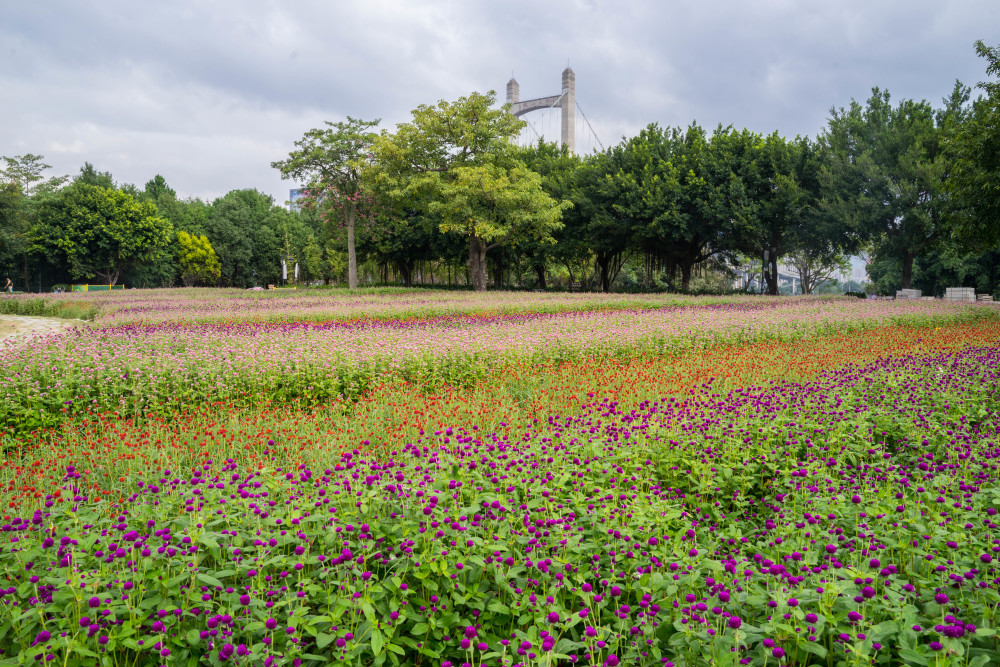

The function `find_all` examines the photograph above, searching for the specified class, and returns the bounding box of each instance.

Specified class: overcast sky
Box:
[3,0,997,205]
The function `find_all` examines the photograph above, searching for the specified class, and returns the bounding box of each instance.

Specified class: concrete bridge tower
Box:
[506,67,575,155]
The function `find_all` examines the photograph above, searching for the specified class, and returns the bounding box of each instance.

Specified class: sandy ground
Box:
[0,315,79,346]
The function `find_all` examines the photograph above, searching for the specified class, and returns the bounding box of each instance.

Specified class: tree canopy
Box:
[41,183,173,286]
[372,91,568,290]
[271,117,380,289]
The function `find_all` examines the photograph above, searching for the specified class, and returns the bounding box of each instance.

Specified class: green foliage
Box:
[143,174,176,201]
[73,161,115,189]
[272,117,381,289]
[176,230,222,286]
[947,41,1000,247]
[373,91,567,290]
[614,123,745,291]
[205,189,277,287]
[0,296,98,320]
[40,183,173,286]
[820,88,956,289]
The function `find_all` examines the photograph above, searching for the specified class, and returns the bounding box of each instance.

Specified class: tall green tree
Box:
[947,41,1000,247]
[143,174,176,201]
[74,162,115,189]
[614,123,741,291]
[372,91,569,291]
[271,117,380,289]
[41,183,172,285]
[0,155,68,290]
[205,189,279,287]
[514,141,584,289]
[819,88,954,289]
[176,231,221,286]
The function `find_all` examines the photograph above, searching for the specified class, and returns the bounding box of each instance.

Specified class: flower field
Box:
[2,290,1000,667]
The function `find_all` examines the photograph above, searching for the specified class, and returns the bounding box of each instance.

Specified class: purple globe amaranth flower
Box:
[935,593,949,605]
[605,655,619,667]
[727,617,742,630]
[547,612,560,623]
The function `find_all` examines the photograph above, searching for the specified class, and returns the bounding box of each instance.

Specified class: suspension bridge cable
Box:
[575,102,605,152]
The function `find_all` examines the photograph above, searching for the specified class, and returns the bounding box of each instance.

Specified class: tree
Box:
[176,231,221,286]
[204,189,279,287]
[515,141,584,289]
[41,183,173,285]
[0,155,68,290]
[272,117,380,289]
[74,162,115,189]
[301,235,324,283]
[431,163,569,289]
[570,150,631,292]
[144,174,176,201]
[947,41,1000,247]
[785,247,850,294]
[614,123,741,291]
[372,91,569,291]
[819,88,953,290]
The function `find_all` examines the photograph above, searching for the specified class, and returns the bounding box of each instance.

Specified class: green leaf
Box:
[487,601,509,614]
[798,641,826,658]
[898,648,929,665]
[371,628,386,656]
[197,573,224,588]
[317,633,335,649]
[198,533,219,549]
[362,601,376,626]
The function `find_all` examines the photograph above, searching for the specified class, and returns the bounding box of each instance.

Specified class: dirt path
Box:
[0,315,80,346]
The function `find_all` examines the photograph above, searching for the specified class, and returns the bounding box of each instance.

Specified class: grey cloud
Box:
[1,0,996,202]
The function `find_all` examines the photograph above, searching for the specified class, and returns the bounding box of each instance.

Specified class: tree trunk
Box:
[534,264,546,290]
[346,200,358,289]
[768,256,779,295]
[492,256,504,289]
[901,249,914,290]
[596,255,611,293]
[395,260,413,287]
[680,263,692,292]
[20,254,31,293]
[468,236,488,292]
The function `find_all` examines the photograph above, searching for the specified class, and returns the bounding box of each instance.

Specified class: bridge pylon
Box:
[506,67,575,155]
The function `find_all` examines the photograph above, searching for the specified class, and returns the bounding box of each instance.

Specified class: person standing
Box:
[3,277,11,293]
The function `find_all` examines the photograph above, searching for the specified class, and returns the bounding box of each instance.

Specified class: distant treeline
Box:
[2,41,998,296]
